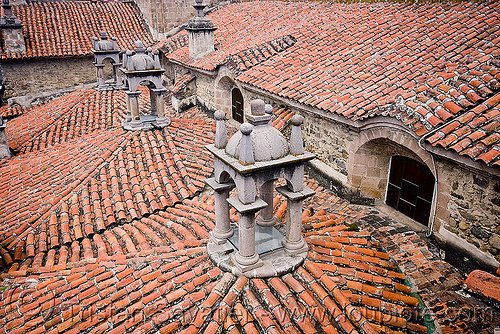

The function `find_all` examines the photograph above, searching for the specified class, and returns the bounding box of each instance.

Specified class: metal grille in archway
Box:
[386,155,435,226]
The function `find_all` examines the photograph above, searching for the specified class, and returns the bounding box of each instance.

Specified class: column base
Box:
[210,229,233,245]
[282,237,308,255]
[153,117,171,128]
[232,252,264,273]
[256,215,277,227]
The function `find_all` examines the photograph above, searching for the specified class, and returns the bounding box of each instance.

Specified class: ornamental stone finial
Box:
[289,115,305,155]
[251,99,265,116]
[214,110,227,149]
[265,104,273,115]
[239,123,254,165]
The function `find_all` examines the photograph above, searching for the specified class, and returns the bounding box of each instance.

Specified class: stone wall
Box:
[439,159,500,262]
[2,57,97,100]
[299,112,355,176]
[1,28,26,53]
[135,0,230,40]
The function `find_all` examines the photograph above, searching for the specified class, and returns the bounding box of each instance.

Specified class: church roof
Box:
[160,0,500,169]
[0,87,498,333]
[0,0,154,60]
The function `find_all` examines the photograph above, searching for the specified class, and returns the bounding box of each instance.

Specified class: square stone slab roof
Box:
[0,0,154,60]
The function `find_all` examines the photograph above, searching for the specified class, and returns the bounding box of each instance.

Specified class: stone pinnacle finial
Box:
[100,31,108,39]
[265,104,273,115]
[289,115,305,155]
[194,0,205,17]
[214,110,227,149]
[250,99,265,116]
[239,123,254,165]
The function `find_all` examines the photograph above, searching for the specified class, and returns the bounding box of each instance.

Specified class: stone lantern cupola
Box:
[206,99,315,278]
[92,32,122,90]
[0,0,26,53]
[120,40,170,131]
[186,0,216,60]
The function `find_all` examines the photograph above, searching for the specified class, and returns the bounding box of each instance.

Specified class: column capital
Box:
[125,90,141,98]
[205,177,235,192]
[227,196,267,214]
[276,185,315,201]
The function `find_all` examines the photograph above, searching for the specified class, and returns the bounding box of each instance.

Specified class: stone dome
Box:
[225,100,289,162]
[128,41,155,71]
[95,32,117,51]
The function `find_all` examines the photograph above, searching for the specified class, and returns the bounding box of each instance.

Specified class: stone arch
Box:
[214,68,249,120]
[101,57,116,82]
[346,125,450,228]
[214,75,236,117]
[347,126,434,199]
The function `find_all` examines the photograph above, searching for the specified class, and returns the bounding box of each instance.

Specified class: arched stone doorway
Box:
[231,88,244,123]
[386,155,435,225]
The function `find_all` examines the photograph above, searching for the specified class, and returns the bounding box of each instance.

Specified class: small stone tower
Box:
[186,0,216,60]
[92,32,122,90]
[206,99,315,278]
[120,41,170,130]
[0,116,11,158]
[0,0,26,53]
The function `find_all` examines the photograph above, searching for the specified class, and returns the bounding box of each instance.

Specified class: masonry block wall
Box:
[135,0,228,40]
[2,28,25,53]
[2,57,97,99]
[438,160,500,262]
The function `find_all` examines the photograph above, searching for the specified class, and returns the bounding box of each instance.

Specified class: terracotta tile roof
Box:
[169,73,195,94]
[409,64,500,167]
[271,105,294,131]
[163,1,500,167]
[0,178,431,334]
[1,1,153,60]
[225,35,297,74]
[232,1,499,120]
[0,104,24,119]
[0,88,216,257]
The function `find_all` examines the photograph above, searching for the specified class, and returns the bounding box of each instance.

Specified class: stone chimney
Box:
[0,116,11,158]
[0,0,26,53]
[186,0,216,60]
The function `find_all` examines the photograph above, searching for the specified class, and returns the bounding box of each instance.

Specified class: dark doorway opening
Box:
[231,88,243,123]
[386,156,435,226]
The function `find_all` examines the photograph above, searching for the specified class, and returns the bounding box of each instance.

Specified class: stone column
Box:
[276,185,315,255]
[227,196,267,273]
[126,90,142,129]
[205,178,235,244]
[152,88,170,127]
[96,64,105,89]
[149,86,158,116]
[124,93,132,123]
[113,63,122,87]
[256,180,276,226]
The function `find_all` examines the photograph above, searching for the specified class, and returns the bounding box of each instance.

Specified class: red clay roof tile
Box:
[2,1,153,60]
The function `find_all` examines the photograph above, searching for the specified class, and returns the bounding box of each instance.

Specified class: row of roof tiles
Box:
[162,1,500,169]
[0,176,429,334]
[1,1,153,60]
[0,88,215,256]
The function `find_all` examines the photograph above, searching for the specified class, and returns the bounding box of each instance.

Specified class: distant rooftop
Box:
[0,0,154,60]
